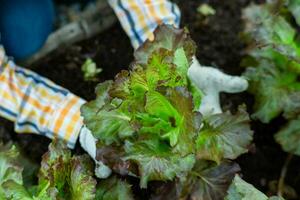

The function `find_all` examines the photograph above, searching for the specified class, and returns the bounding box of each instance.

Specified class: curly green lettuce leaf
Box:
[196,108,253,164]
[39,141,97,200]
[244,59,300,123]
[81,81,134,145]
[2,180,54,200]
[96,176,134,200]
[39,141,72,192]
[225,175,284,200]
[144,50,184,89]
[140,87,201,152]
[242,3,300,65]
[134,25,199,98]
[0,143,23,184]
[0,143,52,200]
[135,25,196,67]
[124,139,195,188]
[275,116,300,155]
[95,143,136,177]
[0,143,23,199]
[179,160,240,200]
[69,155,97,200]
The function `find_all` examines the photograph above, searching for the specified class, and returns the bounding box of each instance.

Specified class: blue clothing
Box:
[0,0,55,60]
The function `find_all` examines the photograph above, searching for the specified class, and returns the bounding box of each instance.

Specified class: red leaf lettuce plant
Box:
[81,25,254,199]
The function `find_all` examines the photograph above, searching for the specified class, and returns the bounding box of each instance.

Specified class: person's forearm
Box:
[0,46,85,148]
[108,0,181,49]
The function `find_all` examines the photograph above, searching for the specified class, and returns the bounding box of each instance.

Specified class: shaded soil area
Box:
[1,0,299,198]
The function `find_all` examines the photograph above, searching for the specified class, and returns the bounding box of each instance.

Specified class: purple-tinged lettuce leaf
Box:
[69,155,97,200]
[180,160,240,200]
[149,181,181,200]
[244,59,300,123]
[196,108,253,164]
[134,25,196,67]
[0,143,23,199]
[225,175,284,200]
[95,143,137,177]
[242,3,300,65]
[109,70,131,99]
[275,116,300,155]
[39,141,97,200]
[96,176,134,200]
[124,139,195,188]
[144,50,182,89]
[165,87,202,154]
[39,141,72,195]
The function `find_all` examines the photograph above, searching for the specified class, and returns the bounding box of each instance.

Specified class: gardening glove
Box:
[188,57,248,116]
[79,126,112,178]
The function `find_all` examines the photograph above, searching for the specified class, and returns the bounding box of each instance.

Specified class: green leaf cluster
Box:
[38,141,97,200]
[0,141,134,200]
[242,2,300,123]
[196,107,253,164]
[242,1,300,157]
[0,143,53,200]
[82,25,253,199]
[82,25,201,188]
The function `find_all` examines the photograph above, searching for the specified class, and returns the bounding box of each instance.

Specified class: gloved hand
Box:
[79,126,112,179]
[188,57,248,117]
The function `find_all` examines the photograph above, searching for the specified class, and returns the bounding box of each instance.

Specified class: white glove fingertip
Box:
[221,76,248,93]
[95,161,112,179]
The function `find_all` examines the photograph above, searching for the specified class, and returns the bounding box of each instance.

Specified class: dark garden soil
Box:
[1,0,299,199]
